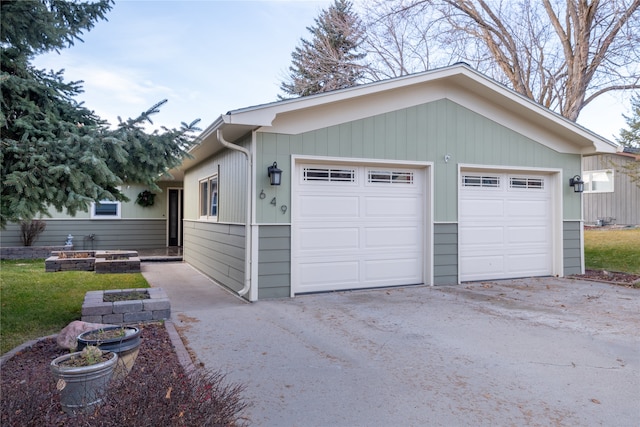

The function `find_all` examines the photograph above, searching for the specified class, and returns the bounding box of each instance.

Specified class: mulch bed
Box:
[0,323,247,426]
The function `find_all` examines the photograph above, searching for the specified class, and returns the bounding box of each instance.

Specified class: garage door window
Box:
[303,167,355,183]
[510,177,544,189]
[462,175,500,188]
[368,170,414,184]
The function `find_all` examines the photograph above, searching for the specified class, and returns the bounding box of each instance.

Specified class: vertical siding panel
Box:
[327,126,340,155]
[339,123,352,157]
[434,102,448,221]
[303,131,317,156]
[351,119,364,159]
[583,154,640,225]
[362,117,375,158]
[424,102,437,161]
[396,109,408,160]
[316,127,329,156]
[405,106,418,161]
[262,133,277,156]
[416,104,428,160]
[384,112,396,159]
[371,115,383,159]
[274,134,291,223]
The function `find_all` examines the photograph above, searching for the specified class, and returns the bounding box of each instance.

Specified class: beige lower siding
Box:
[0,219,166,250]
[183,220,246,294]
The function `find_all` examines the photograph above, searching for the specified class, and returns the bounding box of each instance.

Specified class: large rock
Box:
[57,320,116,350]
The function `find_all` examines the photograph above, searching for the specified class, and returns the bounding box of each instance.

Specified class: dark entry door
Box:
[168,189,183,246]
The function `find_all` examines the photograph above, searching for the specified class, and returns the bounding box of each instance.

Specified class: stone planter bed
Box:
[81,288,170,324]
[45,250,140,274]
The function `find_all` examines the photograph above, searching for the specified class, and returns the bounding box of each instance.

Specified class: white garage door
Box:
[459,172,553,282]
[292,164,424,294]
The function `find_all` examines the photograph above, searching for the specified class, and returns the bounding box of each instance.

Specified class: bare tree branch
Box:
[361,0,640,121]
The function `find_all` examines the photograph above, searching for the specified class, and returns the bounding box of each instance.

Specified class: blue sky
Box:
[32,0,630,141]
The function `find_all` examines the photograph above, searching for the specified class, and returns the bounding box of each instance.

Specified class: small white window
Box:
[303,168,355,182]
[584,169,614,193]
[91,201,121,219]
[462,175,500,188]
[199,174,218,220]
[368,170,414,184]
[510,177,544,189]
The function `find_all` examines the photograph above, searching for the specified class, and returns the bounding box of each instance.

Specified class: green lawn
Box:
[584,228,640,274]
[0,260,149,354]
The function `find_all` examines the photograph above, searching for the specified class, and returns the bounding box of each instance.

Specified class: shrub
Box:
[19,219,47,246]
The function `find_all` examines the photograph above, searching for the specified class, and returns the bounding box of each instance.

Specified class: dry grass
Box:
[584,228,640,274]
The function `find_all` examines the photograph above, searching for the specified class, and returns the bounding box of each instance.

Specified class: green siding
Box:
[256,133,292,225]
[183,221,246,293]
[563,221,582,275]
[583,154,640,225]
[434,223,458,285]
[258,225,291,299]
[0,219,166,249]
[183,135,249,223]
[39,182,179,220]
[256,99,582,224]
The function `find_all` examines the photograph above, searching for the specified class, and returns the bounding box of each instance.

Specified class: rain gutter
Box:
[216,129,251,298]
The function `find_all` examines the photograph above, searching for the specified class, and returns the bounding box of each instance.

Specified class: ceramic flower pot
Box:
[50,350,117,415]
[77,326,142,382]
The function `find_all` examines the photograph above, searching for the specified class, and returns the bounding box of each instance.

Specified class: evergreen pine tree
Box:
[615,95,640,187]
[617,95,640,148]
[280,0,366,97]
[0,0,199,228]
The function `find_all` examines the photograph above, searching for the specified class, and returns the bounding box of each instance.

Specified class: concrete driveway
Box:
[142,263,639,426]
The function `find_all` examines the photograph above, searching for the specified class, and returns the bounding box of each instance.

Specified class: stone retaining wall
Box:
[1,245,72,260]
[45,250,140,273]
[81,288,171,324]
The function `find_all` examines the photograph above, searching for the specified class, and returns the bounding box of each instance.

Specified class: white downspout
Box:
[217,129,252,297]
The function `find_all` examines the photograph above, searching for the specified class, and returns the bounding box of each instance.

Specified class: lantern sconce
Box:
[569,175,584,193]
[268,162,282,186]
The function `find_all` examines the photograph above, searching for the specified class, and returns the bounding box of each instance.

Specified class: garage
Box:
[459,171,554,282]
[292,163,425,294]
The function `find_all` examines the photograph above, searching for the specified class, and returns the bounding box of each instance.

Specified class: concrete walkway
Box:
[141,262,640,427]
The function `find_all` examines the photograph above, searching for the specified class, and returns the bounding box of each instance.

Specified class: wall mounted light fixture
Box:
[569,175,584,193]
[267,162,282,186]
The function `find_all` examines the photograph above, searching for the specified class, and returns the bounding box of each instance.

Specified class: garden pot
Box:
[50,350,117,415]
[77,326,142,382]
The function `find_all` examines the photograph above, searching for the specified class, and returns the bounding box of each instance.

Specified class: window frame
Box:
[198,174,219,221]
[461,175,501,189]
[90,200,121,219]
[583,169,614,193]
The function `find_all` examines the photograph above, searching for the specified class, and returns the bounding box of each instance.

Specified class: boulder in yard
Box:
[57,320,116,350]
